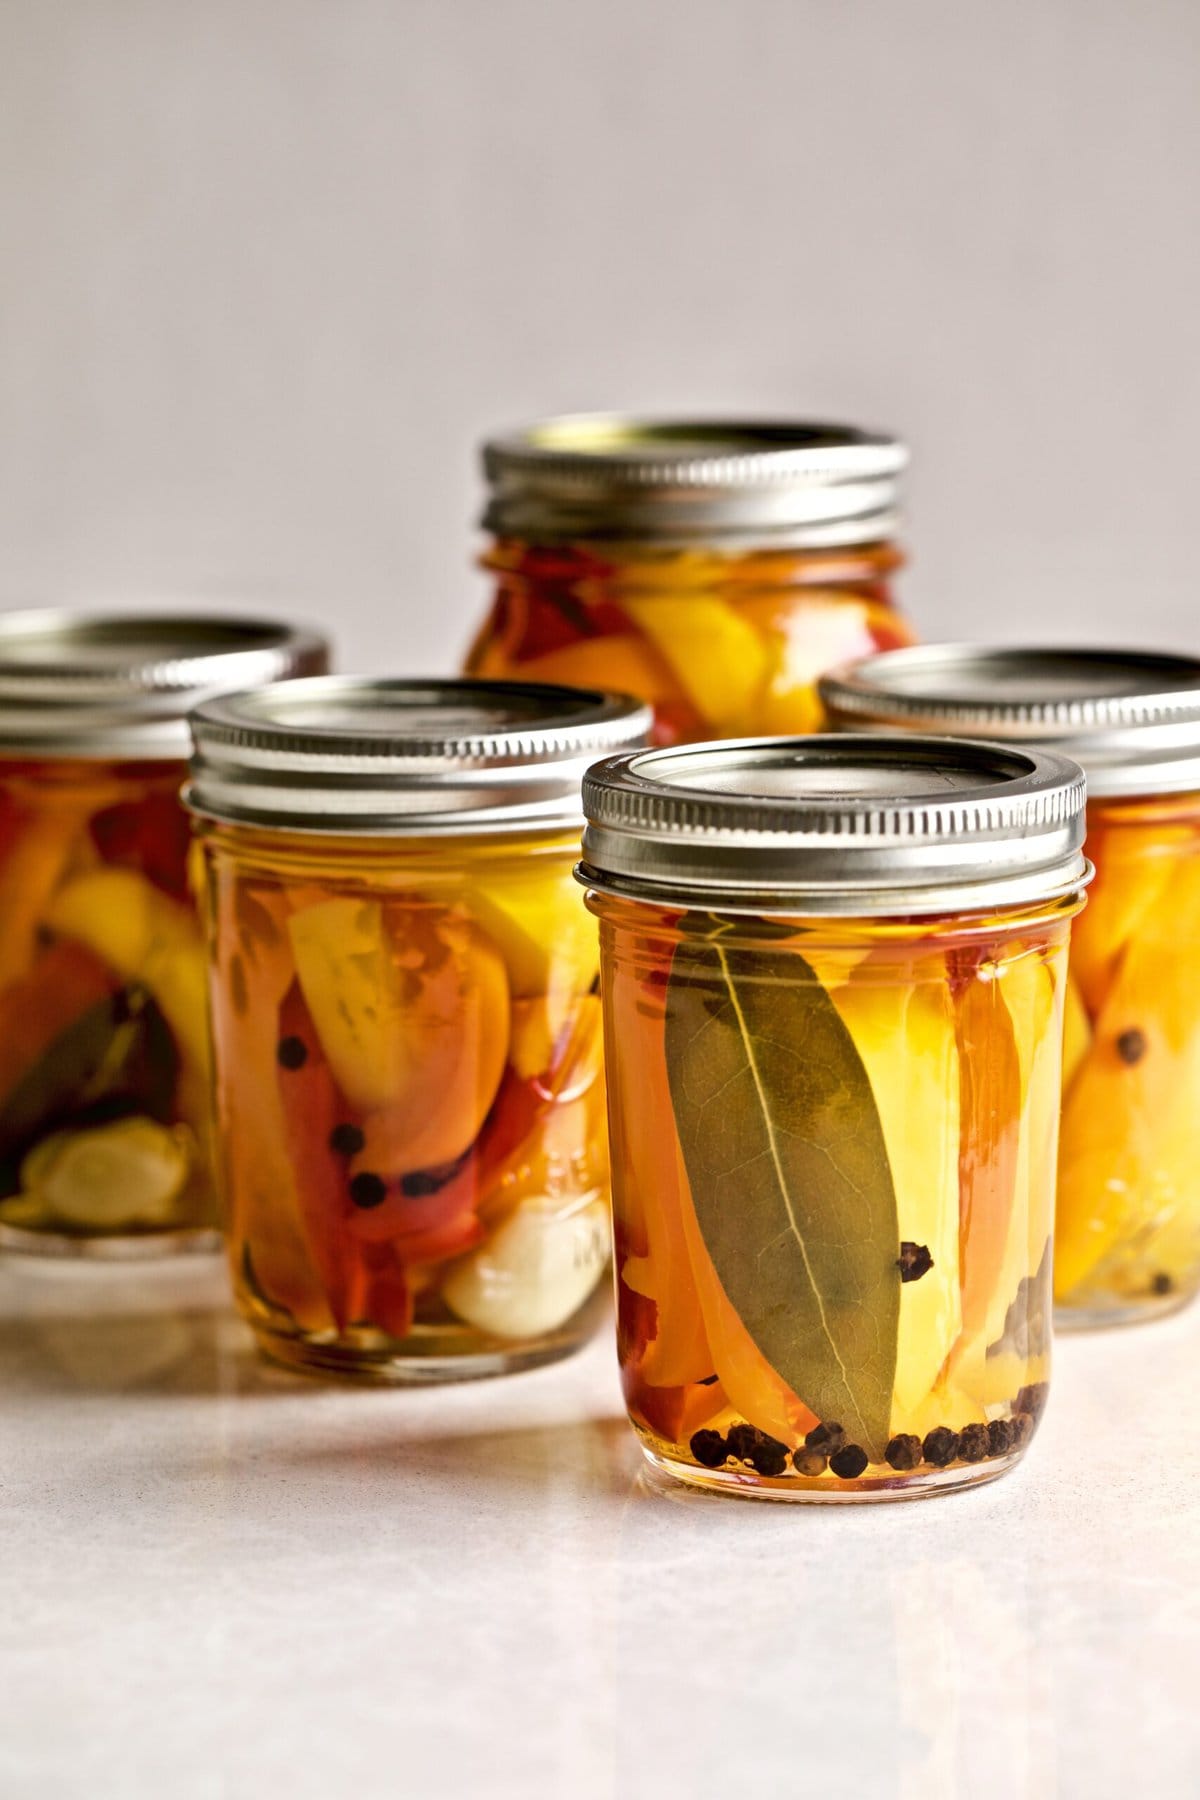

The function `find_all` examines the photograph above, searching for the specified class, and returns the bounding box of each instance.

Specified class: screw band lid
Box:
[579,733,1089,916]
[821,644,1200,798]
[189,676,652,835]
[482,416,907,547]
[0,610,329,759]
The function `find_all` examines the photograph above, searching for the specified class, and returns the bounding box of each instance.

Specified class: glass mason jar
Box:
[466,417,915,745]
[0,611,328,1257]
[579,735,1089,1500]
[188,677,650,1381]
[822,645,1200,1329]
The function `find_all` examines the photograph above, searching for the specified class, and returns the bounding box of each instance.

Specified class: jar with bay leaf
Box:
[579,736,1089,1499]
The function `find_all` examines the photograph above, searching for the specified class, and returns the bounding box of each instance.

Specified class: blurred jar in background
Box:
[466,416,914,745]
[0,612,329,1256]
[822,644,1200,1329]
[190,677,649,1381]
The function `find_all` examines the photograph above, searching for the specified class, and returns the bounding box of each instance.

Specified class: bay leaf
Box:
[0,986,177,1192]
[664,929,901,1459]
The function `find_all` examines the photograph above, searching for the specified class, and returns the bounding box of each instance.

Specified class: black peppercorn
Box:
[749,1436,790,1477]
[896,1242,934,1283]
[958,1422,990,1463]
[829,1443,870,1480]
[329,1122,365,1157]
[885,1433,923,1471]
[1010,1412,1035,1448]
[793,1447,828,1477]
[725,1423,760,1464]
[922,1426,960,1467]
[689,1429,727,1469]
[804,1420,846,1454]
[400,1167,452,1198]
[721,1423,789,1474]
[1116,1027,1147,1066]
[987,1418,1014,1456]
[398,1150,469,1199]
[1152,1272,1174,1297]
[1013,1382,1049,1421]
[276,1034,308,1070]
[348,1171,388,1209]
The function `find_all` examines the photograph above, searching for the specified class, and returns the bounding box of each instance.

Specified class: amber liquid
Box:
[0,756,215,1251]
[593,896,1075,1498]
[202,825,610,1379]
[466,539,914,745]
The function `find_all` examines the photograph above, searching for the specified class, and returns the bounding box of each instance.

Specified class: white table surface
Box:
[1,1254,1197,1800]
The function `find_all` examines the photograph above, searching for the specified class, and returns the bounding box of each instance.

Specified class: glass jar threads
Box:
[579,735,1089,1499]
[466,417,914,745]
[0,611,328,1256]
[188,677,650,1381]
[822,645,1200,1328]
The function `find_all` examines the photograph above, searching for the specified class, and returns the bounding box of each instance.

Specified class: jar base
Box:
[251,1319,593,1386]
[639,1444,1023,1503]
[1054,1285,1197,1332]
[0,1220,222,1261]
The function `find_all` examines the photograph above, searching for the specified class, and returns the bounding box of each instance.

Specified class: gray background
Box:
[2,0,1197,671]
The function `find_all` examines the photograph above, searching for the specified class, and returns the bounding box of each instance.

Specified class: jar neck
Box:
[482,535,903,597]
[0,752,187,793]
[197,815,584,881]
[1086,788,1200,830]
[587,887,1083,951]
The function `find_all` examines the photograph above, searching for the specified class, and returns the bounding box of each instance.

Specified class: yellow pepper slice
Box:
[1056,855,1200,1297]
[830,958,962,1425]
[620,596,768,733]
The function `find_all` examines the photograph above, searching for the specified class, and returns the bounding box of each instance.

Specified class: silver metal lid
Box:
[820,644,1200,799]
[0,610,330,759]
[482,415,907,548]
[578,734,1089,917]
[188,677,653,836]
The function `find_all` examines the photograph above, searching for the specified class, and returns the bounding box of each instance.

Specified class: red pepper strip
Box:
[400,1210,485,1265]
[616,1267,656,1370]
[477,1067,545,1165]
[865,609,915,653]
[344,1000,601,1262]
[345,1067,540,1245]
[275,980,359,1330]
[517,586,634,659]
[343,1241,414,1337]
[89,788,194,905]
[0,941,119,1106]
[649,699,710,747]
[508,542,616,584]
[362,1249,414,1337]
[344,1162,483,1260]
[625,1366,730,1447]
[463,587,524,676]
